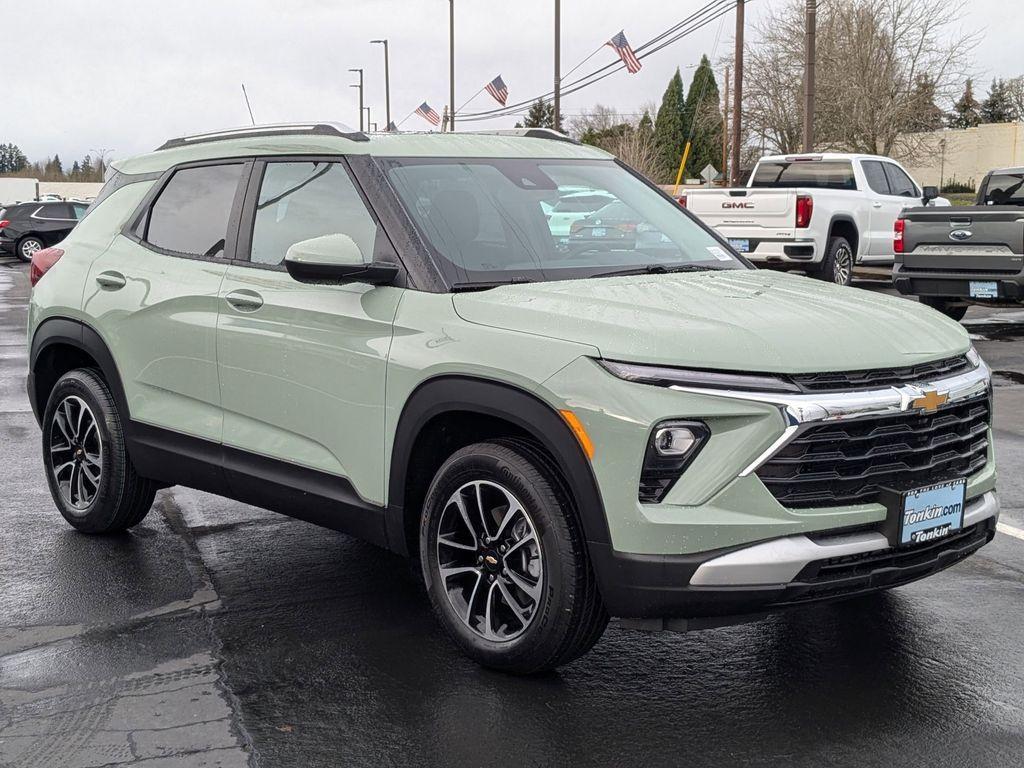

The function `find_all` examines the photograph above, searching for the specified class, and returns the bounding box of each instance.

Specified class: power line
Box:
[457,0,741,123]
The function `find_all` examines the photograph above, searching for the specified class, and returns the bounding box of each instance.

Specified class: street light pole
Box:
[446,0,454,131]
[730,0,745,186]
[553,0,561,131]
[803,0,817,152]
[371,39,391,130]
[349,68,364,131]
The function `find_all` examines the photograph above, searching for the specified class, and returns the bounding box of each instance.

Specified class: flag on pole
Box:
[415,102,441,126]
[484,75,509,106]
[606,31,642,74]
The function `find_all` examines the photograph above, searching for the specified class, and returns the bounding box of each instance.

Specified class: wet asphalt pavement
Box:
[1,259,1022,768]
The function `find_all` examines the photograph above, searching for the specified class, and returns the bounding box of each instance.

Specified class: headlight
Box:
[639,420,709,503]
[599,359,801,393]
[966,345,982,368]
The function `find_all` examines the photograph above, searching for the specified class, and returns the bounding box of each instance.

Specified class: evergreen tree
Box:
[638,110,654,140]
[516,99,558,131]
[683,55,723,177]
[0,143,29,173]
[909,74,945,131]
[948,79,981,129]
[653,68,689,182]
[981,78,1018,124]
[81,154,95,180]
[71,160,81,179]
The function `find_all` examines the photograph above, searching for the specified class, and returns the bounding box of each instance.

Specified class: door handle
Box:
[872,202,883,209]
[95,271,126,290]
[225,289,264,312]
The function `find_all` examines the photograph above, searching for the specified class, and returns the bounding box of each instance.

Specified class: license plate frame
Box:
[896,480,966,547]
[969,281,999,299]
[728,238,750,253]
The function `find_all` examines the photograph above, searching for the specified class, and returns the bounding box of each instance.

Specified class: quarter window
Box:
[37,203,72,219]
[882,163,918,197]
[145,164,244,257]
[861,160,890,195]
[248,161,379,266]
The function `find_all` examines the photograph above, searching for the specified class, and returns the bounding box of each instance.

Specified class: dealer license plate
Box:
[590,227,607,237]
[969,281,998,299]
[899,480,966,546]
[729,238,750,253]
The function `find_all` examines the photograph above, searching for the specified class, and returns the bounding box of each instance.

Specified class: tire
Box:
[17,236,44,263]
[42,368,156,533]
[420,440,608,674]
[919,296,968,322]
[817,235,854,286]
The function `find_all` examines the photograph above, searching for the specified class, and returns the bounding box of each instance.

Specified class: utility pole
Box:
[803,0,817,152]
[448,0,456,132]
[371,39,391,130]
[553,0,561,131]
[349,68,364,131]
[730,0,744,186]
[722,67,730,182]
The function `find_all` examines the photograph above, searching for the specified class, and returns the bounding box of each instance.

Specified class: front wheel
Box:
[816,235,854,286]
[919,296,968,321]
[420,440,607,674]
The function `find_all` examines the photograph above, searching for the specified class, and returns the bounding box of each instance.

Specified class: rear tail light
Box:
[894,218,905,254]
[0,220,9,229]
[570,220,585,235]
[30,248,64,287]
[795,195,813,228]
[677,195,687,208]
[616,222,638,233]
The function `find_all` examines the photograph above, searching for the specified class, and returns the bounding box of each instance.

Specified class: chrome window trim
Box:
[665,359,991,476]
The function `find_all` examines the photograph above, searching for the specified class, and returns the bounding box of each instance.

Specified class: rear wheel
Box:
[920,296,968,321]
[17,236,44,263]
[817,235,854,286]
[420,440,607,674]
[42,369,156,533]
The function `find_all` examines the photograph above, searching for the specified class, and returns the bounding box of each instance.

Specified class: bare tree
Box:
[608,125,660,179]
[739,0,977,160]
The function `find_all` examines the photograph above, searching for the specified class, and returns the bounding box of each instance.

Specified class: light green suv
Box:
[26,123,998,673]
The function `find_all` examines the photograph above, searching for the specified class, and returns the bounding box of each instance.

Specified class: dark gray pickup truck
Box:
[894,167,1024,320]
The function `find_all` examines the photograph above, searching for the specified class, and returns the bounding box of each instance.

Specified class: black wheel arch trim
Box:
[385,374,612,557]
[827,215,860,258]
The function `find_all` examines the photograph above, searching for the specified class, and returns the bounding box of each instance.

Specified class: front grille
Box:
[788,355,970,391]
[756,395,990,508]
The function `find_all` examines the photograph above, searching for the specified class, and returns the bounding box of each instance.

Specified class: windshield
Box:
[750,161,857,190]
[982,173,1024,206]
[379,157,746,286]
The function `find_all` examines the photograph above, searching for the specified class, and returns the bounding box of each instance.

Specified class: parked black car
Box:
[894,167,1024,320]
[0,200,88,262]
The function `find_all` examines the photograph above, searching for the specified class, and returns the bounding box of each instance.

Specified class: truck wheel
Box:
[42,369,157,533]
[420,440,608,674]
[817,236,854,286]
[920,296,968,322]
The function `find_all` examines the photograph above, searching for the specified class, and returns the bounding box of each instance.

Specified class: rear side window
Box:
[861,160,890,194]
[248,161,379,267]
[750,161,857,190]
[144,164,244,257]
[37,203,72,219]
[982,173,1024,205]
[882,163,918,197]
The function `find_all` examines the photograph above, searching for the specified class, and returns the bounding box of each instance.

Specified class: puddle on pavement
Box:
[964,313,1024,343]
[993,369,1024,386]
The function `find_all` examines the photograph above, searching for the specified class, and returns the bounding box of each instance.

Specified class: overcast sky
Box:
[4,0,1020,165]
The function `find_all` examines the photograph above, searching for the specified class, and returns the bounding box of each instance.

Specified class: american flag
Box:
[484,75,509,106]
[606,30,642,74]
[415,102,441,126]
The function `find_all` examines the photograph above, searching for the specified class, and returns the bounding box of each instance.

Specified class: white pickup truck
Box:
[682,153,948,285]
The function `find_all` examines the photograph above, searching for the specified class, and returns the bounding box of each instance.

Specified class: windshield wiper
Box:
[589,263,730,279]
[450,276,534,292]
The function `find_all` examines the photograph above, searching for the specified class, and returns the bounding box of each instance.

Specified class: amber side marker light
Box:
[559,409,595,460]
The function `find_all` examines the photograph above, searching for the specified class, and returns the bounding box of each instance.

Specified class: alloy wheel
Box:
[435,480,544,642]
[49,395,103,511]
[833,244,852,285]
[21,239,42,260]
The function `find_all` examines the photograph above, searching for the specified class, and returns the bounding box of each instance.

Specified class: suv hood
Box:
[453,270,969,373]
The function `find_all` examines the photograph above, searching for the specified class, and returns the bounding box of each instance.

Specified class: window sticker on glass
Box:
[706,246,732,261]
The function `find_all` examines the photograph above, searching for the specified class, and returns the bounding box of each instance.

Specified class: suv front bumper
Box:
[595,491,998,622]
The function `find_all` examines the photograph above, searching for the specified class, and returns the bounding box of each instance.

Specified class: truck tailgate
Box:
[685,189,796,231]
[902,206,1024,272]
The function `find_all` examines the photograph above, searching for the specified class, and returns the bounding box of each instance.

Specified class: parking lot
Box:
[1,257,1022,767]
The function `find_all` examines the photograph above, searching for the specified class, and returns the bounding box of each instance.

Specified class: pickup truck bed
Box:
[894,205,1024,317]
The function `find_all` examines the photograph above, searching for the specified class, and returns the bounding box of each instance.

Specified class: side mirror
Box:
[284,234,398,285]
[921,186,940,206]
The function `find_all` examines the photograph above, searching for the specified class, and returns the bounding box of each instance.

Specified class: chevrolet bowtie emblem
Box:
[911,390,948,413]
[484,555,499,566]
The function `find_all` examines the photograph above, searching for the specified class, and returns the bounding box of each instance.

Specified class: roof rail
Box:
[156,122,369,151]
[465,128,581,145]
